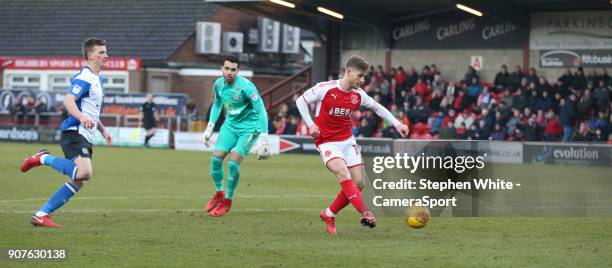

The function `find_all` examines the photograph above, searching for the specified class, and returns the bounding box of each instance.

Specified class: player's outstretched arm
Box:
[245,86,271,160]
[203,87,223,146]
[246,89,268,134]
[295,94,320,137]
[360,93,409,138]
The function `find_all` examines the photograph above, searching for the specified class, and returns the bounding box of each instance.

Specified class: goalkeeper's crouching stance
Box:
[202,56,271,217]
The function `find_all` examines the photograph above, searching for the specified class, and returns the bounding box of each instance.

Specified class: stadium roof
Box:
[0,0,217,62]
[208,0,610,45]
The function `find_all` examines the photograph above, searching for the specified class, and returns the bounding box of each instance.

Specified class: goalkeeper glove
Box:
[202,122,215,147]
[256,133,271,160]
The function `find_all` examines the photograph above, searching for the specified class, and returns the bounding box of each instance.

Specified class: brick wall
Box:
[169,6,257,65]
[342,49,524,83]
[128,70,142,92]
[161,6,289,119]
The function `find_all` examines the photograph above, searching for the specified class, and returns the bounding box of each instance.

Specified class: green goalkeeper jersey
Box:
[208,75,268,133]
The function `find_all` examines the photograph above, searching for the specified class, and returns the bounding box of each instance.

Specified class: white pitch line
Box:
[0,208,321,214]
[0,194,331,204]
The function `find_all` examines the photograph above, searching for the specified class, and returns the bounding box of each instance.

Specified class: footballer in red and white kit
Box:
[301,80,369,168]
[296,55,409,235]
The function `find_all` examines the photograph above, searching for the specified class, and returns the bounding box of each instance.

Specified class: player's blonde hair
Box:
[345,55,370,72]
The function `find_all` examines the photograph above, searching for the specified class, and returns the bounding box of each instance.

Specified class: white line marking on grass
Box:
[0,194,331,204]
[0,208,321,214]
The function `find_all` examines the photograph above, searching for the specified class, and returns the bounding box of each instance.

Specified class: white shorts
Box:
[317,136,363,169]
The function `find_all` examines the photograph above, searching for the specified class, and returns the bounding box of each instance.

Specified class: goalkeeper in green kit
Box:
[202,56,271,217]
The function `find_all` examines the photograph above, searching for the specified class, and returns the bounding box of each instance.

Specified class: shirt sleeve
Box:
[67,78,91,101]
[295,96,314,127]
[359,90,401,127]
[208,84,223,125]
[243,83,268,133]
[301,83,326,104]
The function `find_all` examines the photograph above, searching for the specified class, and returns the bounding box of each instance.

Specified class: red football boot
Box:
[204,191,224,212]
[209,198,232,217]
[20,149,49,173]
[320,210,337,235]
[360,211,377,228]
[31,215,61,228]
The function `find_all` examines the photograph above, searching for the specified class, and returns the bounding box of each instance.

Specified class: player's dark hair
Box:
[83,38,106,60]
[223,55,240,68]
[346,55,370,72]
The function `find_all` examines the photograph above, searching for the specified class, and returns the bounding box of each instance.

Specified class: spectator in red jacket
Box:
[395,66,406,88]
[442,108,457,129]
[453,90,467,111]
[413,77,430,97]
[544,109,562,141]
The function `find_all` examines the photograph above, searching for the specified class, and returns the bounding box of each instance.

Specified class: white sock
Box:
[325,208,335,218]
[34,211,48,217]
[39,154,48,165]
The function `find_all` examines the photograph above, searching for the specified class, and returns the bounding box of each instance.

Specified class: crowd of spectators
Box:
[7,64,610,144]
[10,95,49,124]
[275,64,611,143]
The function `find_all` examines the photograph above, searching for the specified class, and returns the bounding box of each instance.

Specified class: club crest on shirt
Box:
[72,85,81,94]
[225,102,234,109]
[351,95,359,105]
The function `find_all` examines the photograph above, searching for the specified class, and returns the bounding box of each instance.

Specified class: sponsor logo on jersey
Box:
[250,93,258,101]
[233,93,240,101]
[328,107,352,116]
[72,85,81,94]
[82,148,89,155]
[330,93,337,99]
[325,150,331,157]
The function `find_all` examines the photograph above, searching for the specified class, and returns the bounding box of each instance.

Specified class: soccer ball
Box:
[405,206,430,229]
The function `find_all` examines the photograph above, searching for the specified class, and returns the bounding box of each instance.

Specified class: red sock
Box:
[340,179,367,214]
[329,190,349,214]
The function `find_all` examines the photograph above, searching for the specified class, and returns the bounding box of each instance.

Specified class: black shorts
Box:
[143,119,157,130]
[61,130,93,160]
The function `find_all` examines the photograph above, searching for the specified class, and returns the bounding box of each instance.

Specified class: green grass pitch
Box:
[0,143,610,267]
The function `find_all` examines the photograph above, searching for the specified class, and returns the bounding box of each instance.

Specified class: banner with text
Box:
[523,142,611,166]
[539,50,612,68]
[392,11,525,49]
[0,89,187,117]
[0,57,141,71]
[530,11,612,50]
